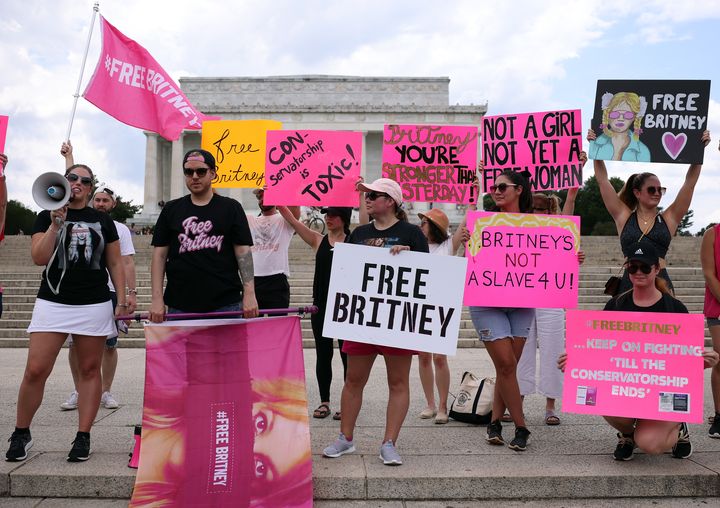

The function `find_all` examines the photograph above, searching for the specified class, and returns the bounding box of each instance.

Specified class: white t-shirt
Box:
[247,212,295,277]
[108,220,135,292]
[428,237,454,256]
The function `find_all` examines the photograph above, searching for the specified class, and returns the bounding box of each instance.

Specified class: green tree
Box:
[4,200,37,234]
[572,175,625,235]
[696,222,717,237]
[676,210,694,237]
[109,197,142,224]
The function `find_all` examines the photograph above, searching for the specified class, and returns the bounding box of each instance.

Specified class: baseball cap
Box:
[357,178,403,206]
[93,183,117,203]
[418,208,449,237]
[183,149,216,169]
[627,242,659,266]
[321,207,352,225]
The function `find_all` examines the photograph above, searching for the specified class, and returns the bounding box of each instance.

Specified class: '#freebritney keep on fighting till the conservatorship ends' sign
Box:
[463,211,580,309]
[323,243,468,355]
[562,310,705,423]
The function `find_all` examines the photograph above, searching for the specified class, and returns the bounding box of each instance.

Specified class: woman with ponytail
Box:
[278,205,353,421]
[587,129,711,295]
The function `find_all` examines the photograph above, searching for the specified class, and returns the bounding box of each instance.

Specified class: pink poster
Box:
[264,130,362,206]
[463,211,580,308]
[0,115,8,154]
[481,110,583,192]
[562,309,705,423]
[130,316,312,508]
[381,124,479,204]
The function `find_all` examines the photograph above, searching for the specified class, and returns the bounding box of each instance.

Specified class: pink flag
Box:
[84,16,216,141]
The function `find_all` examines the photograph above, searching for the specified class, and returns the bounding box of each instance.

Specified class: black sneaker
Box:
[613,432,635,461]
[67,433,91,462]
[672,422,692,459]
[508,426,531,451]
[5,430,33,462]
[709,413,720,439]
[486,420,504,445]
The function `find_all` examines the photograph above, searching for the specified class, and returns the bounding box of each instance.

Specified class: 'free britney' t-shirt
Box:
[152,194,253,312]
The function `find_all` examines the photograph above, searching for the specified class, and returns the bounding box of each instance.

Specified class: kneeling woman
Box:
[559,242,718,460]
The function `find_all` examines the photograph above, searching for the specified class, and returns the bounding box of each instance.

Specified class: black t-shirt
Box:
[604,291,688,314]
[152,194,253,312]
[347,220,429,253]
[33,207,119,305]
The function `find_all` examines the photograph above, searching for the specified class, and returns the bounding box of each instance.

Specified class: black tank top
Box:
[619,212,671,259]
[313,234,344,308]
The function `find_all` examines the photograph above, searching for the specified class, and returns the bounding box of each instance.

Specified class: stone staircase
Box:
[0,234,709,347]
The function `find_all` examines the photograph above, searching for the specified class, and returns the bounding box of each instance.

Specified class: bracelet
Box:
[127,289,137,295]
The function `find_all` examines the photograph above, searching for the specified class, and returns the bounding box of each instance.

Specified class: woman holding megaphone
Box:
[5,161,126,463]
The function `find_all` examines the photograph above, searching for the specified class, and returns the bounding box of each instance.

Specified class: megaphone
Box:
[32,172,73,210]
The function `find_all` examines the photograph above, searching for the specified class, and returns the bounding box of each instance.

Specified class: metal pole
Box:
[116,306,319,322]
[65,2,100,142]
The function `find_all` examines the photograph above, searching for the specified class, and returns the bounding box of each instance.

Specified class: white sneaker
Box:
[101,391,119,409]
[60,391,78,411]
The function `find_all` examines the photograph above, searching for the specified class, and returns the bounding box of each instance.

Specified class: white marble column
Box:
[142,133,159,217]
[169,134,185,199]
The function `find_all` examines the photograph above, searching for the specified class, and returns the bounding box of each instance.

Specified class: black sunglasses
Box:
[66,173,93,186]
[627,262,653,274]
[490,183,519,193]
[366,191,390,201]
[645,186,667,195]
[183,167,210,177]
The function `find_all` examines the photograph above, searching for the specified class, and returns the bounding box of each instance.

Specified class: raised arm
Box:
[286,206,301,220]
[278,205,322,251]
[588,129,630,231]
[664,130,711,235]
[60,141,74,170]
[0,154,7,233]
[701,226,720,305]
[562,151,585,215]
[356,176,369,225]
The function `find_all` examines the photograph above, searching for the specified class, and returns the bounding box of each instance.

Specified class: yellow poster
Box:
[201,119,282,188]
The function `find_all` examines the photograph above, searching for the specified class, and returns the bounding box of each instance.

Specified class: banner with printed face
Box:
[464,211,580,308]
[264,130,362,206]
[481,110,583,193]
[129,317,312,508]
[562,309,705,423]
[0,115,8,154]
[589,80,711,164]
[323,243,467,355]
[202,120,283,189]
[381,124,479,204]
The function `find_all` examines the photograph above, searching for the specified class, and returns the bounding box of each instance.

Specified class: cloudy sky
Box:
[1,0,719,231]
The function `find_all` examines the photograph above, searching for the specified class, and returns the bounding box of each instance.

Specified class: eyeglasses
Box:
[608,111,636,120]
[183,167,210,178]
[489,183,519,193]
[66,173,93,186]
[627,262,653,275]
[645,186,666,195]
[366,191,390,201]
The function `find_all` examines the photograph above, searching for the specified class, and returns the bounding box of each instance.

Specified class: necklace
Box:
[636,210,656,226]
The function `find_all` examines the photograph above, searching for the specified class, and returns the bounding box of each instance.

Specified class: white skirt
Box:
[27,298,115,337]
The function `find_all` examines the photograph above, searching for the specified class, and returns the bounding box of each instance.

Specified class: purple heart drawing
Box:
[662,132,687,160]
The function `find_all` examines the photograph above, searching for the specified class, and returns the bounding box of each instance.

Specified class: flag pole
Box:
[65,2,100,142]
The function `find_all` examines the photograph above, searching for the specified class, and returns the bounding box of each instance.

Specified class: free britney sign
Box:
[323,243,467,355]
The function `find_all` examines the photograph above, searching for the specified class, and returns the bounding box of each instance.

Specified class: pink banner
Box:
[562,309,705,423]
[264,130,362,206]
[463,211,580,308]
[481,110,583,192]
[130,316,312,508]
[0,115,7,154]
[84,16,217,141]
[381,124,479,204]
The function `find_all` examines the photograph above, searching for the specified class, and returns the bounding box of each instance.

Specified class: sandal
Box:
[545,410,560,426]
[313,404,331,419]
[332,411,342,421]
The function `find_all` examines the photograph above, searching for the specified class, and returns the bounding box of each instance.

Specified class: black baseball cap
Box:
[183,149,216,169]
[627,242,659,266]
[320,207,352,225]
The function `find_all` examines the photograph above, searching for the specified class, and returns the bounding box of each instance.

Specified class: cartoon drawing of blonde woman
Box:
[589,91,652,162]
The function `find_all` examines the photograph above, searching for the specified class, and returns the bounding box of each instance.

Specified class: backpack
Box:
[449,371,495,424]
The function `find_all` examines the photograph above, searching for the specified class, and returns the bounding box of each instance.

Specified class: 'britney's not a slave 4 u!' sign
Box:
[562,309,705,423]
[382,124,479,204]
[463,211,580,309]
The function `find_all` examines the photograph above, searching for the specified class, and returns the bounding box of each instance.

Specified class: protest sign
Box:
[0,115,8,154]
[481,110,583,193]
[323,243,467,355]
[562,309,705,423]
[202,119,282,189]
[589,80,711,164]
[264,130,362,206]
[381,124,479,204]
[464,211,580,308]
[130,316,312,508]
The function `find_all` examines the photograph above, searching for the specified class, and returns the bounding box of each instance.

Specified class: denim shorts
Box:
[708,317,720,328]
[469,306,535,342]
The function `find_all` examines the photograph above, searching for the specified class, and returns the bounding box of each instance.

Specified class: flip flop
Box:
[545,411,560,426]
[333,411,342,421]
[313,404,331,419]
